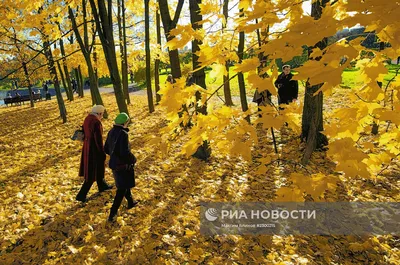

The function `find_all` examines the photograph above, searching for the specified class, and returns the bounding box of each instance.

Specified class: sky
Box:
[173,0,313,49]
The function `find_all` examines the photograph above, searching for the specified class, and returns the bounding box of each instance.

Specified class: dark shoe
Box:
[108,211,117,222]
[99,184,113,192]
[127,200,139,209]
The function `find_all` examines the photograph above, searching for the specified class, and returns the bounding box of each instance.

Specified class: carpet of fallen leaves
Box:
[0,90,399,264]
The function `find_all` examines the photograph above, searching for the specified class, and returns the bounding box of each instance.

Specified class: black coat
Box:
[104,125,136,189]
[274,73,298,105]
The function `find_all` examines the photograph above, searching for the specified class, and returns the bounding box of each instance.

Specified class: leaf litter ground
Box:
[0,90,399,264]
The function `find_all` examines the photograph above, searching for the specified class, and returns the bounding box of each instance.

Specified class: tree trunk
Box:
[190,0,210,161]
[118,0,130,104]
[57,61,68,98]
[44,40,67,123]
[237,7,249,122]
[89,0,129,115]
[59,38,74,101]
[158,0,184,79]
[77,65,84,96]
[122,0,130,104]
[22,62,34,108]
[69,4,107,115]
[145,0,155,113]
[73,67,79,88]
[154,9,162,103]
[190,0,206,113]
[301,0,330,164]
[222,0,233,106]
[93,46,99,85]
[301,104,320,165]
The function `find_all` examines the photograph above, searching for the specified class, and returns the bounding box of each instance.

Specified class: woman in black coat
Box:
[274,65,298,105]
[104,112,138,221]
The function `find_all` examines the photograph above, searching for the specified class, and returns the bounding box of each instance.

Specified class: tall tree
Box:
[77,65,84,96]
[117,0,130,104]
[43,38,67,123]
[57,61,68,97]
[145,0,155,113]
[68,2,107,111]
[154,8,162,103]
[88,0,129,115]
[36,5,67,123]
[301,0,330,164]
[189,0,206,112]
[22,62,34,108]
[190,0,210,160]
[158,0,184,79]
[237,6,249,121]
[11,29,35,108]
[222,0,233,106]
[58,37,74,101]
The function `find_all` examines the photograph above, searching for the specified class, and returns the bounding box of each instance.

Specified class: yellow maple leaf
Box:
[209,64,227,80]
[233,58,259,73]
[247,73,277,95]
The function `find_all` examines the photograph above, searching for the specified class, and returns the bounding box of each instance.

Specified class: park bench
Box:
[4,93,42,106]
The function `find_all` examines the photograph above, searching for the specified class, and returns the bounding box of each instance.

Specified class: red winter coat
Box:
[79,114,106,182]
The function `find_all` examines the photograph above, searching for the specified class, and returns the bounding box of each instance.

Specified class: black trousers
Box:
[76,178,109,200]
[110,189,133,216]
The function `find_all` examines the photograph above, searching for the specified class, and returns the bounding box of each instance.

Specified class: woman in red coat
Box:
[76,105,113,202]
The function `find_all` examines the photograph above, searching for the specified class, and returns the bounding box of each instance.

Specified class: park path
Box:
[98,84,147,96]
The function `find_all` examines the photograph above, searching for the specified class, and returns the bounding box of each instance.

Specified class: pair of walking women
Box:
[76,105,137,222]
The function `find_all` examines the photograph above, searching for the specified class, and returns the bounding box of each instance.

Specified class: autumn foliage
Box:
[1,0,400,264]
[0,90,398,264]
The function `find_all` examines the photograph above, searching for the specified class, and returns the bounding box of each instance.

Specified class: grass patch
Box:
[341,66,399,89]
[388,64,400,71]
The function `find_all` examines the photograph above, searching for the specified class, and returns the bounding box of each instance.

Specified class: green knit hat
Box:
[114,112,130,125]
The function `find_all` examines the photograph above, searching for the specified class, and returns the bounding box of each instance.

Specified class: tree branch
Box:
[172,0,184,27]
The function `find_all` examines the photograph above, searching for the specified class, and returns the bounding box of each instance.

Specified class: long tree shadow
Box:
[115,156,225,264]
[0,108,190,263]
[0,95,171,263]
[0,143,80,192]
[0,189,116,264]
[248,125,398,264]
[1,97,396,263]
[0,154,206,264]
[111,143,285,264]
[289,148,398,264]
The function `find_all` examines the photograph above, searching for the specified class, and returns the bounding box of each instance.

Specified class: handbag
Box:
[71,126,84,141]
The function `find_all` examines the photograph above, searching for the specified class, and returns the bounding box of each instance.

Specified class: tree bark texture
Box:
[22,62,34,108]
[222,0,233,106]
[154,9,162,103]
[69,5,106,111]
[43,39,67,123]
[158,0,184,79]
[145,0,155,113]
[89,0,129,115]
[118,0,130,104]
[237,7,249,121]
[59,38,74,101]
[301,0,330,164]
